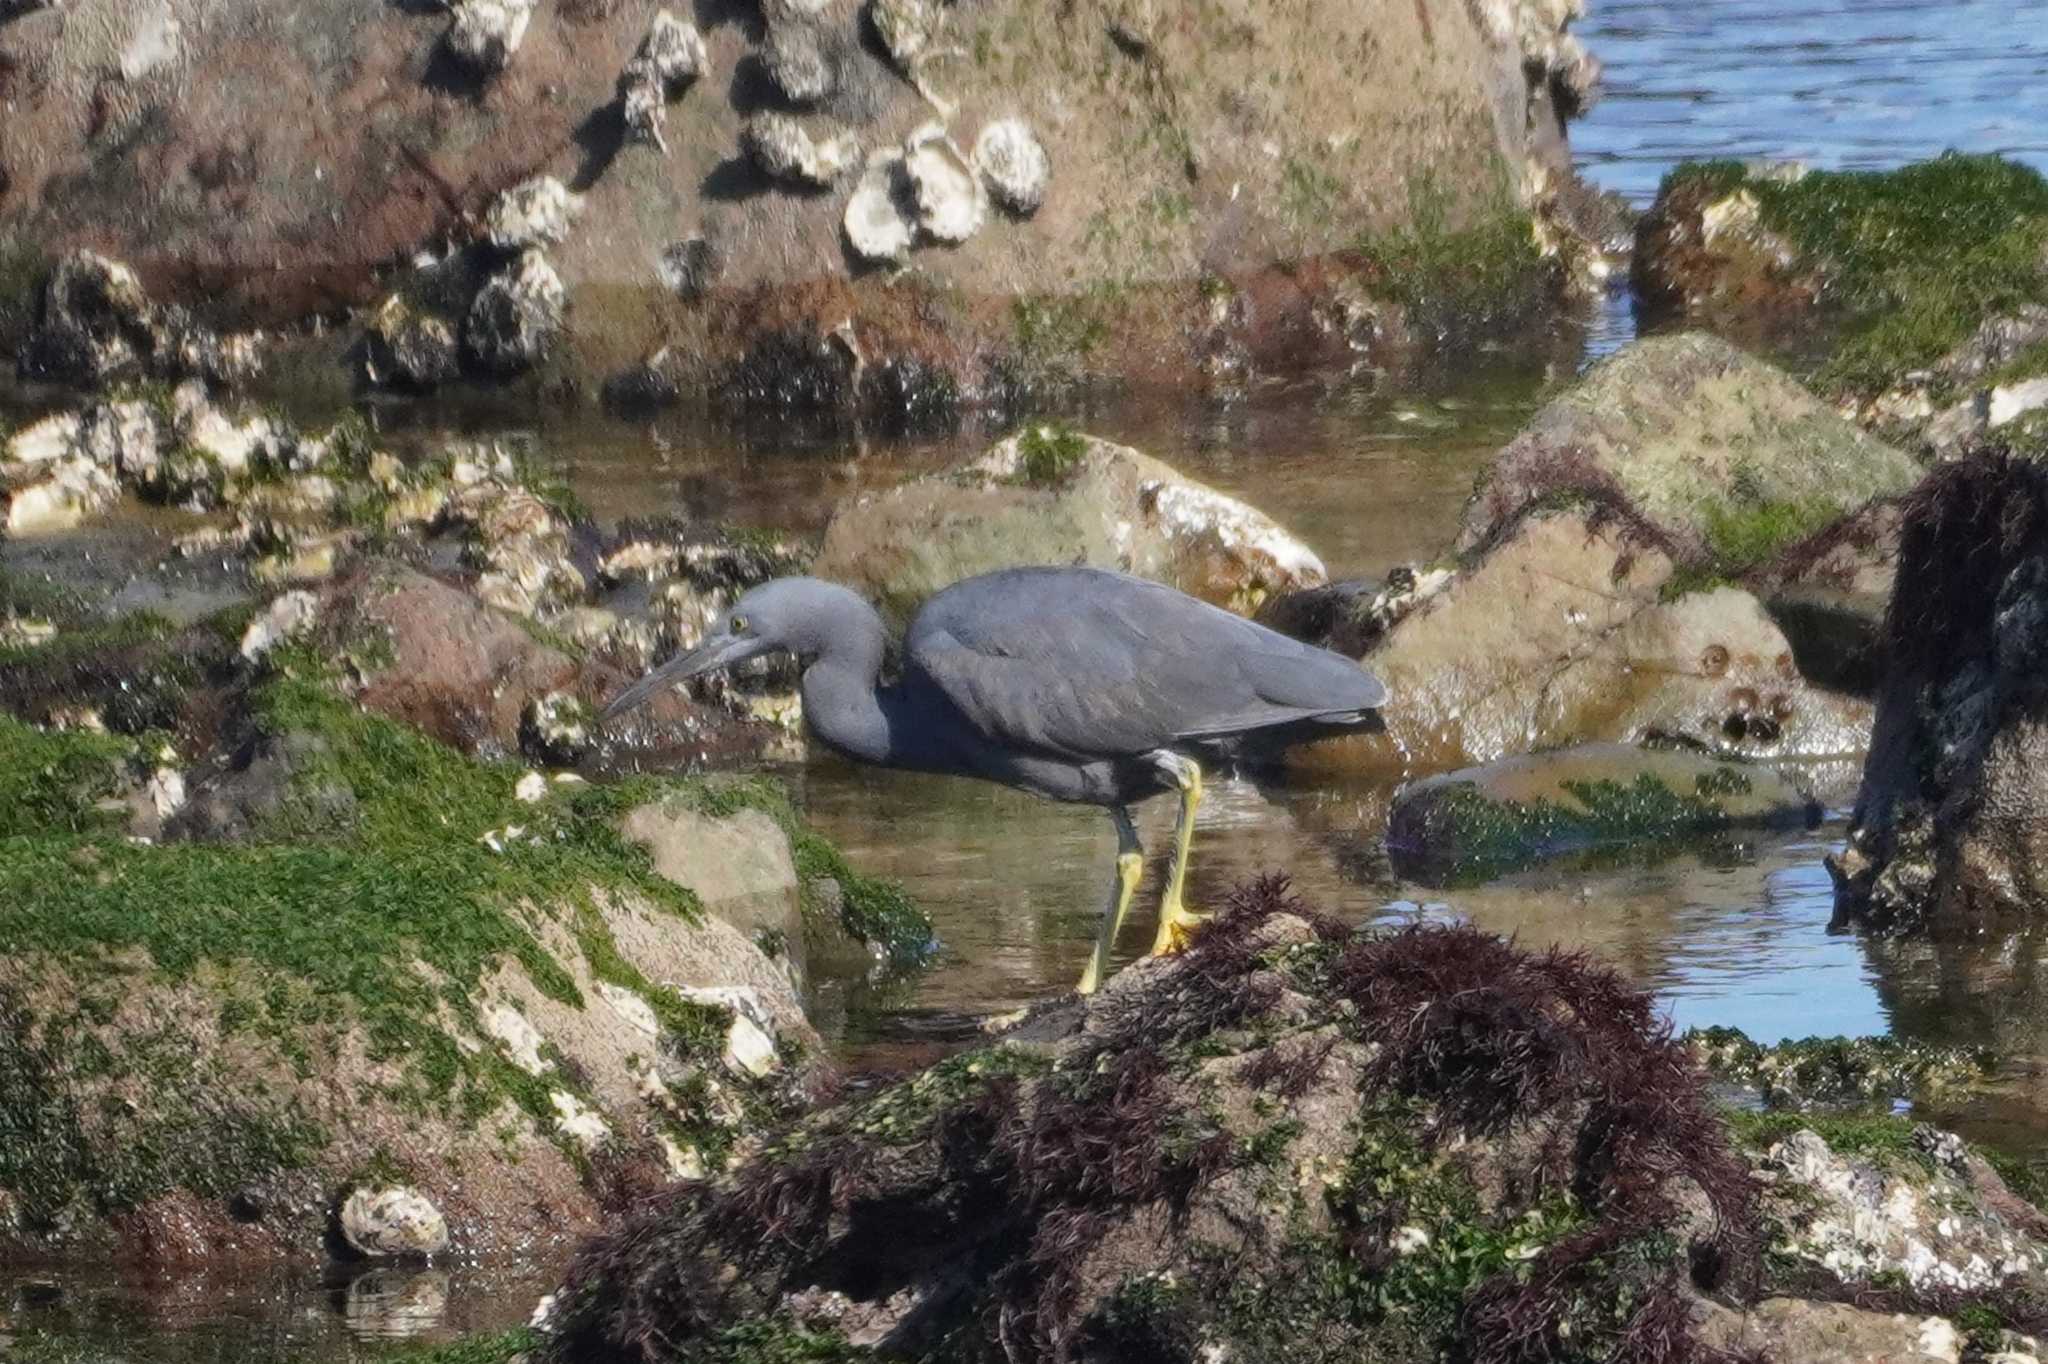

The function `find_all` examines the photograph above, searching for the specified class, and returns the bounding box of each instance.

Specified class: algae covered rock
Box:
[1387,742,1818,883]
[1457,332,1921,575]
[814,427,1327,622]
[0,674,861,1263]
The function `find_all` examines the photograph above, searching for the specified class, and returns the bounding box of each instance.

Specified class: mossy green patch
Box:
[1353,179,1552,348]
[1702,496,1845,575]
[1688,1025,1996,1109]
[1721,1109,1933,1172]
[375,1329,539,1364]
[1012,424,1090,487]
[0,715,135,836]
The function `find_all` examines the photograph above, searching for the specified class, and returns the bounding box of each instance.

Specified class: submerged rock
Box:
[814,428,1326,622]
[972,118,1049,215]
[742,113,860,188]
[463,249,565,376]
[656,236,720,300]
[1387,742,1818,883]
[365,295,460,390]
[17,250,158,386]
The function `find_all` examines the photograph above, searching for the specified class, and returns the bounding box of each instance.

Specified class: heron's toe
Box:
[1151,904,1212,956]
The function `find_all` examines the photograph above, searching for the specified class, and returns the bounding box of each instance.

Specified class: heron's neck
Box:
[797,607,896,765]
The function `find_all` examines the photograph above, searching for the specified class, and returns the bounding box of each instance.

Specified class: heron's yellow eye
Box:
[731,614,748,634]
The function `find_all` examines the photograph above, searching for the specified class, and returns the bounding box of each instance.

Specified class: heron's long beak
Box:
[602,630,777,721]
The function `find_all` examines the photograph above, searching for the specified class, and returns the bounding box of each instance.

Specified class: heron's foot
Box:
[1149,899,1211,956]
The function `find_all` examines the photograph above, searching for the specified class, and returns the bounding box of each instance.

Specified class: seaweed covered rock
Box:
[0,679,869,1264]
[1456,333,1920,576]
[813,428,1327,623]
[1287,506,1871,780]
[1388,743,1819,884]
[533,879,2048,1364]
[1635,155,2048,399]
[1831,454,2048,932]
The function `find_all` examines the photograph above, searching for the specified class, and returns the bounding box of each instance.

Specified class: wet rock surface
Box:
[533,883,2048,1364]
[1832,454,2048,933]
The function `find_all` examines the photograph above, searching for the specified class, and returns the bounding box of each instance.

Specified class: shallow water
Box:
[14,3,2048,1355]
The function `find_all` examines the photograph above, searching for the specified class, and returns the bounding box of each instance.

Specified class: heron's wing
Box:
[905,568,1385,760]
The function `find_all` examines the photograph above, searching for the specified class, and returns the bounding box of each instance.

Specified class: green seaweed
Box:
[0,715,135,836]
[1012,424,1090,487]
[1687,1025,1996,1109]
[1353,178,1552,347]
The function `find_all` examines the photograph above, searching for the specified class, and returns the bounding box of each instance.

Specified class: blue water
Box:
[1574,0,2048,204]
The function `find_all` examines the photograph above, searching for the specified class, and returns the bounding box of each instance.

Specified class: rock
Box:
[656,237,719,301]
[484,176,579,253]
[444,0,532,76]
[3,458,117,535]
[842,152,917,265]
[1256,569,1447,658]
[539,885,2048,1364]
[673,986,781,1078]
[1751,498,1903,695]
[1700,1299,1966,1364]
[1290,508,1870,779]
[617,12,704,153]
[621,797,804,973]
[1933,306,2048,387]
[867,0,936,72]
[17,250,158,386]
[1831,456,2048,932]
[1633,164,1817,325]
[340,1187,450,1258]
[813,428,1327,623]
[741,113,859,189]
[463,250,565,376]
[365,295,460,391]
[238,589,321,662]
[972,118,1049,215]
[521,690,594,766]
[902,123,985,245]
[1457,333,1922,574]
[762,20,834,105]
[1387,743,1819,883]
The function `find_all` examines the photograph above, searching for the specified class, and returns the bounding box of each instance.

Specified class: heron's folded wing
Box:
[906,574,1383,758]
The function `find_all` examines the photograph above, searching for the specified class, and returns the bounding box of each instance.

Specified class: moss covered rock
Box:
[1386,743,1818,883]
[1456,333,1920,576]
[1635,154,2048,399]
[812,428,1327,624]
[0,667,928,1264]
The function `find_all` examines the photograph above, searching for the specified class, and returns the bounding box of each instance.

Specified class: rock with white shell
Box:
[340,1187,450,1258]
[903,124,984,244]
[444,0,532,76]
[484,176,579,253]
[867,0,936,71]
[763,20,834,105]
[973,118,1049,215]
[842,152,916,264]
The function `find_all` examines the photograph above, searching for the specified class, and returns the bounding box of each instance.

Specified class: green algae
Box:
[1660,153,2048,393]
[383,1331,542,1364]
[1702,495,1846,574]
[1012,423,1090,487]
[1352,180,1552,348]
[0,715,134,836]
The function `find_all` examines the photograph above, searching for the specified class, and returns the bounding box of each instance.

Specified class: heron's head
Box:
[601,577,879,721]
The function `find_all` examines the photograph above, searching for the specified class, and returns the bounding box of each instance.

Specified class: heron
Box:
[603,567,1386,994]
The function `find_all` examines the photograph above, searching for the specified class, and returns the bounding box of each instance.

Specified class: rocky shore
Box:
[9,117,2048,1362]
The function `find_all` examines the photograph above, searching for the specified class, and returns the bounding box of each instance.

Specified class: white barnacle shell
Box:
[973,118,1050,215]
[902,122,985,244]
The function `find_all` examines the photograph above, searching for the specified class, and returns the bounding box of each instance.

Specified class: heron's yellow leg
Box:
[1150,757,1209,956]
[1078,807,1144,995]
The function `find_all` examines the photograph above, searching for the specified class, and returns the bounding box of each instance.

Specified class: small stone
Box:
[1389,1225,1431,1255]
[463,250,565,376]
[637,9,706,88]
[521,691,593,764]
[19,250,158,386]
[514,771,548,803]
[238,590,321,662]
[742,113,859,188]
[973,118,1049,215]
[657,237,720,300]
[903,123,984,244]
[1989,377,2048,428]
[763,20,834,104]
[445,0,532,75]
[2,414,83,475]
[842,152,916,264]
[340,1187,449,1258]
[621,75,669,152]
[366,296,460,391]
[484,176,579,253]
[549,1091,611,1149]
[4,460,118,535]
[674,985,780,1077]
[485,1004,549,1073]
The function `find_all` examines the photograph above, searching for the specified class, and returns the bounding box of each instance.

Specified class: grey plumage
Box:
[604,565,1387,991]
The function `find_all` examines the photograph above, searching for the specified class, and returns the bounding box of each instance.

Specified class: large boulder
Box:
[1387,742,1819,883]
[1287,507,1871,780]
[813,428,1326,622]
[0,683,859,1264]
[1831,454,2048,933]
[1456,333,1920,572]
[0,0,1600,400]
[533,882,2048,1364]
